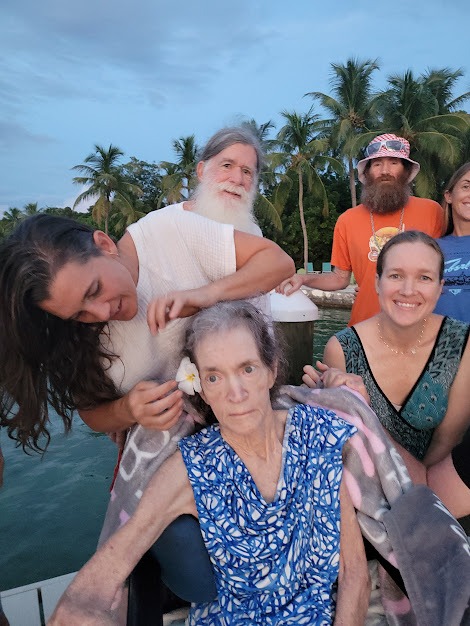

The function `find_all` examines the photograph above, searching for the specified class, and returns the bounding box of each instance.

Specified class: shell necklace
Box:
[377,318,427,356]
[370,206,405,252]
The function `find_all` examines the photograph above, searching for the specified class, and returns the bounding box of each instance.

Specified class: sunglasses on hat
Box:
[364,139,407,157]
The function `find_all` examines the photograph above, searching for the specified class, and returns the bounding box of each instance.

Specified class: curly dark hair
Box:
[0,215,120,452]
[181,300,286,424]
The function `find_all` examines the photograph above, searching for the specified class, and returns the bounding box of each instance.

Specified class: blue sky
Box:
[1,0,469,214]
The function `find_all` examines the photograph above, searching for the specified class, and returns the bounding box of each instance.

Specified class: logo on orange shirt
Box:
[368,226,404,262]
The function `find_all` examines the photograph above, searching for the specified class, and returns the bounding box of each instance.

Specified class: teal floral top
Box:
[336,316,469,460]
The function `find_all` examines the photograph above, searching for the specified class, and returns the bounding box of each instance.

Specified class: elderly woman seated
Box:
[50,301,369,625]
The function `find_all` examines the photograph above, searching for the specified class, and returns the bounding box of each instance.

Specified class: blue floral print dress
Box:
[178,403,356,625]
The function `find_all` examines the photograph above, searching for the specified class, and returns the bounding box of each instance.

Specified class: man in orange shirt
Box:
[278,134,444,325]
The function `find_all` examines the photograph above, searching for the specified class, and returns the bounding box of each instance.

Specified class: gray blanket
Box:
[277,385,470,626]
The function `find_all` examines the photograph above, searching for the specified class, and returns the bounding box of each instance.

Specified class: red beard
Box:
[361,173,411,214]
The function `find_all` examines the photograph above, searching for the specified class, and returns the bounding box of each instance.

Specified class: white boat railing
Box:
[1,573,188,625]
[0,572,76,625]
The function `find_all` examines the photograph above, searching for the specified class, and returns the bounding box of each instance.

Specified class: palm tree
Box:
[1,207,24,236]
[239,119,284,231]
[421,67,470,114]
[72,144,141,234]
[306,57,380,207]
[421,68,470,194]
[109,195,146,236]
[158,135,199,207]
[241,118,277,154]
[239,118,277,188]
[23,202,41,216]
[374,70,470,198]
[275,109,343,271]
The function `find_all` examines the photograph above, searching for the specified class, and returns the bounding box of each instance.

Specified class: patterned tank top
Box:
[336,316,469,460]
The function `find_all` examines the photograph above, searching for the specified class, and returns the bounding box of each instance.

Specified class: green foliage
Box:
[306,57,381,207]
[120,157,163,213]
[5,60,469,255]
[267,201,339,269]
[72,144,143,234]
[260,164,346,265]
[373,69,470,198]
[158,135,199,207]
[0,204,99,243]
[272,108,344,270]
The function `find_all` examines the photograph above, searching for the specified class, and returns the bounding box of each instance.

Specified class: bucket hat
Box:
[357,133,420,183]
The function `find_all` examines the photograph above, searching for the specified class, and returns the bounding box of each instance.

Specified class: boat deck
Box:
[0,573,187,625]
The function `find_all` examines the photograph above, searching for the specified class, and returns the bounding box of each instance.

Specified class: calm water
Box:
[0,307,350,591]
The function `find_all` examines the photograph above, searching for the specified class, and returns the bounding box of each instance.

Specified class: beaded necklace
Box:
[370,206,405,252]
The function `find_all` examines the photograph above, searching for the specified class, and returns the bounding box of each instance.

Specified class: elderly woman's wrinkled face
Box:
[195,325,276,434]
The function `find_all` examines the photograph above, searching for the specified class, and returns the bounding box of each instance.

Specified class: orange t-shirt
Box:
[331,197,444,326]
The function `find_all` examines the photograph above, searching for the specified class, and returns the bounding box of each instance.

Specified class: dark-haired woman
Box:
[0,442,9,626]
[0,209,294,621]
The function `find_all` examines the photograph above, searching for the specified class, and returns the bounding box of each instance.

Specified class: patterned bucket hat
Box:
[357,133,420,184]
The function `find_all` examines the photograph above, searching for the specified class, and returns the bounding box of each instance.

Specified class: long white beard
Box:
[192,179,260,235]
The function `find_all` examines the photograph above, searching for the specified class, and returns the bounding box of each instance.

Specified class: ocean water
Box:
[0,419,116,590]
[0,307,350,591]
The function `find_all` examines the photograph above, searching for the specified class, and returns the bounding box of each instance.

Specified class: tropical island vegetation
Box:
[2,59,469,270]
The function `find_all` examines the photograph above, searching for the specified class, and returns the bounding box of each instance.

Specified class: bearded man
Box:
[279,134,443,325]
[186,126,271,318]
[185,126,262,235]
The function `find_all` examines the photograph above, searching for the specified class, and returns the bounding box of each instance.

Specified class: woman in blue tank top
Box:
[435,162,470,322]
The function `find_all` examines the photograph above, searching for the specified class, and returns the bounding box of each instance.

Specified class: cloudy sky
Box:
[1,0,469,213]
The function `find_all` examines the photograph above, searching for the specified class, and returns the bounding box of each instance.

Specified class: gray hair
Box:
[199,127,265,175]
[182,301,285,422]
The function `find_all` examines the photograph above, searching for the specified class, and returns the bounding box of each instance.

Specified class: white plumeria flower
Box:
[176,356,202,396]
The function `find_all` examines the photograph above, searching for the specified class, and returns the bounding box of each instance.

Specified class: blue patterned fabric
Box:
[435,235,470,322]
[178,404,356,625]
[336,316,470,460]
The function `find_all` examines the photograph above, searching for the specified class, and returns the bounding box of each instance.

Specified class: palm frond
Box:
[254,194,283,230]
